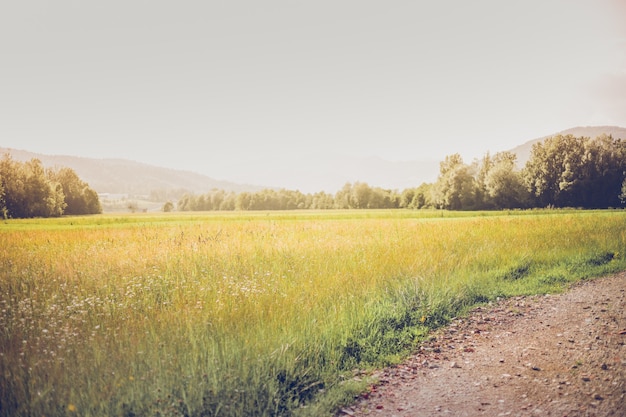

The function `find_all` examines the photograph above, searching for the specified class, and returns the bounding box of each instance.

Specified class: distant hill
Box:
[510,126,626,166]
[0,147,442,196]
[0,147,264,197]
[4,125,624,201]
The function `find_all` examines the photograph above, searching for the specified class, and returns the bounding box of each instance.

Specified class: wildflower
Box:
[68,403,77,412]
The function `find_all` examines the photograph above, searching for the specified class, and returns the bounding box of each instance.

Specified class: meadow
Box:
[1,209,625,417]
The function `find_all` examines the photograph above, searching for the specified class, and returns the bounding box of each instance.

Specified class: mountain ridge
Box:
[510,125,626,166]
[3,126,625,198]
[0,147,264,196]
[0,146,441,196]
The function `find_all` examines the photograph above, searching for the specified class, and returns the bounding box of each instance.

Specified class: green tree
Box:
[311,191,334,209]
[0,172,6,219]
[473,153,493,209]
[432,154,477,210]
[209,189,226,210]
[523,135,577,207]
[51,167,102,214]
[82,187,101,214]
[235,192,252,210]
[409,183,434,209]
[351,182,372,208]
[177,194,191,211]
[0,154,27,217]
[0,155,104,217]
[571,135,626,208]
[331,182,399,209]
[0,157,66,218]
[220,192,237,210]
[334,183,355,209]
[399,188,416,208]
[23,159,66,217]
[481,152,529,209]
[523,134,626,208]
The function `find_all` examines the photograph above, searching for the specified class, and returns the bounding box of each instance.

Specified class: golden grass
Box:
[1,210,625,416]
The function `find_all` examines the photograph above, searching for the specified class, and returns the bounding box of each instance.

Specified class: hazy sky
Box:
[1,1,625,191]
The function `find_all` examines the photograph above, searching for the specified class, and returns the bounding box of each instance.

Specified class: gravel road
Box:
[340,272,626,417]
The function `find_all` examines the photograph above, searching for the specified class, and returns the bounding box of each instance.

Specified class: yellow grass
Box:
[1,210,625,416]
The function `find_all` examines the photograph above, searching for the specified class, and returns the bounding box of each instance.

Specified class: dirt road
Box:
[340,272,626,417]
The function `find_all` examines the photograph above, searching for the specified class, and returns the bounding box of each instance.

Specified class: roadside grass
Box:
[1,209,624,416]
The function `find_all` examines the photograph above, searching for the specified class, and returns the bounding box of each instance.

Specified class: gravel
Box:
[340,272,626,417]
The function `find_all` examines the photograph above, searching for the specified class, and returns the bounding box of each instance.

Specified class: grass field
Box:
[1,209,625,416]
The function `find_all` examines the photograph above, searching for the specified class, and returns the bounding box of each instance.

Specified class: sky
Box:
[1,1,625,192]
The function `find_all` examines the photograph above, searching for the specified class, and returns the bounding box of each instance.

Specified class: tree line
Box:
[175,134,626,212]
[3,134,623,217]
[430,134,626,210]
[0,154,102,218]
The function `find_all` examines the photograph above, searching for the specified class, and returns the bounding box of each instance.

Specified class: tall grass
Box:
[1,210,625,416]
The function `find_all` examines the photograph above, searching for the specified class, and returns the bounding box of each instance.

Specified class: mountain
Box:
[510,126,626,166]
[3,126,623,201]
[0,146,440,196]
[0,147,264,196]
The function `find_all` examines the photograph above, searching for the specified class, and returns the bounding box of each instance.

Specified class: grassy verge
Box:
[1,210,625,416]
